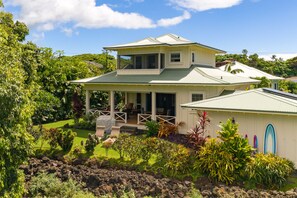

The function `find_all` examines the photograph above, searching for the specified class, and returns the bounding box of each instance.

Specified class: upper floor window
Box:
[170,53,181,62]
[192,52,195,63]
[192,93,203,102]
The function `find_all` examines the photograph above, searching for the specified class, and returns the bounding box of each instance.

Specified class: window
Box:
[192,93,203,102]
[192,52,195,63]
[135,56,142,69]
[147,54,157,69]
[273,83,278,90]
[170,53,181,62]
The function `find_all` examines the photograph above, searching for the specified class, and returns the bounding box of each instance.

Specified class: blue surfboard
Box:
[264,124,277,154]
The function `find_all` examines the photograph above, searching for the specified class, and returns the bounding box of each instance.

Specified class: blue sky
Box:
[3,0,297,59]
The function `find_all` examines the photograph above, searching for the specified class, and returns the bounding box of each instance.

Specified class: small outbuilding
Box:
[182,88,297,164]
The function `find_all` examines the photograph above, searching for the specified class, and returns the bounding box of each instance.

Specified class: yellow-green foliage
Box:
[245,153,294,189]
[218,119,253,174]
[196,138,236,184]
[196,119,253,184]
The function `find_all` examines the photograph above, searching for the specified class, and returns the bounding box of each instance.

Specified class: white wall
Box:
[116,45,216,70]
[186,110,297,165]
[85,84,250,133]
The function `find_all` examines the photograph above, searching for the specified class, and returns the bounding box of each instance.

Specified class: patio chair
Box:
[110,126,121,138]
[95,125,105,139]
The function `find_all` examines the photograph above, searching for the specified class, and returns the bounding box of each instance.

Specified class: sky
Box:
[2,0,297,60]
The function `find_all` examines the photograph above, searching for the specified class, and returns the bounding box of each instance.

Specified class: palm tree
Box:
[224,61,243,74]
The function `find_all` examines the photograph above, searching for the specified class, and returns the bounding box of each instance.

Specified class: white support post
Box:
[158,53,161,70]
[125,92,128,104]
[86,90,90,114]
[117,55,120,69]
[151,91,156,120]
[110,90,115,118]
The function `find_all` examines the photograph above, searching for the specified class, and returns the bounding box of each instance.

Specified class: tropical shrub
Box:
[195,138,236,184]
[27,173,95,198]
[145,120,160,137]
[84,133,100,154]
[196,119,253,184]
[32,90,61,124]
[44,128,60,149]
[112,133,131,159]
[73,113,96,130]
[122,135,143,163]
[140,137,160,163]
[158,121,184,138]
[188,111,210,150]
[218,119,253,175]
[72,90,84,124]
[163,144,191,175]
[57,129,76,152]
[245,153,294,189]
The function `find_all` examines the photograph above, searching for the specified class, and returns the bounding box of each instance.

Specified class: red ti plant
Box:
[188,111,210,150]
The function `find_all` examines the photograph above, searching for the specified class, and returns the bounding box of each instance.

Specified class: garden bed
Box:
[21,157,297,198]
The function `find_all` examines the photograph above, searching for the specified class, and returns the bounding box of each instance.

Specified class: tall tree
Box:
[0,2,35,196]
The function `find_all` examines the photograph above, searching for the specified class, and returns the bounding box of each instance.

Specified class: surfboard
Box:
[264,124,277,154]
[253,135,258,149]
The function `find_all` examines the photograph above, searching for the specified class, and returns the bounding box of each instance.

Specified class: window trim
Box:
[190,92,204,102]
[170,52,181,63]
[191,51,196,63]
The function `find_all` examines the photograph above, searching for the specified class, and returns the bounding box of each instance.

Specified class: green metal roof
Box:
[72,65,259,86]
[104,33,226,53]
[181,88,297,115]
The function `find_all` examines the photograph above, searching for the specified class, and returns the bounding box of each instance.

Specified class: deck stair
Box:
[120,126,138,134]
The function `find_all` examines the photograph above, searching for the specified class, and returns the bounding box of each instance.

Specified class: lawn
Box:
[36,119,120,158]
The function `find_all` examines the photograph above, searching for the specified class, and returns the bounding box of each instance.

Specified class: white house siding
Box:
[188,111,297,165]
[116,45,216,70]
[190,46,216,67]
[85,84,251,133]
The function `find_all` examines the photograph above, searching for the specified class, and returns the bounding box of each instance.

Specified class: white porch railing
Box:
[156,115,176,125]
[90,110,175,126]
[114,112,127,123]
[89,109,103,118]
[89,109,127,123]
[137,114,152,124]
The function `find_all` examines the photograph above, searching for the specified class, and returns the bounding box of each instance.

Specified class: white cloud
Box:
[61,28,73,37]
[170,0,242,11]
[6,0,190,32]
[259,53,297,61]
[31,32,45,42]
[157,11,191,27]
[7,0,157,31]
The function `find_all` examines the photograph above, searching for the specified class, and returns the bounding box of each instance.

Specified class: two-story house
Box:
[73,34,258,133]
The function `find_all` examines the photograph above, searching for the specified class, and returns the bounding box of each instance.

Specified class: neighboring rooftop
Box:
[286,76,297,82]
[181,88,297,115]
[72,65,259,86]
[217,61,283,80]
[104,33,225,53]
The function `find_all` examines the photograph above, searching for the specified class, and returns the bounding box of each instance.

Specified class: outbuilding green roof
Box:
[181,88,297,115]
[72,65,259,86]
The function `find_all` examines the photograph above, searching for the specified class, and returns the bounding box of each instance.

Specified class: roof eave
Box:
[104,42,226,53]
[180,106,297,116]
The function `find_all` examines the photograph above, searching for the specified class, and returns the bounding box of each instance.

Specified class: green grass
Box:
[35,119,120,159]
